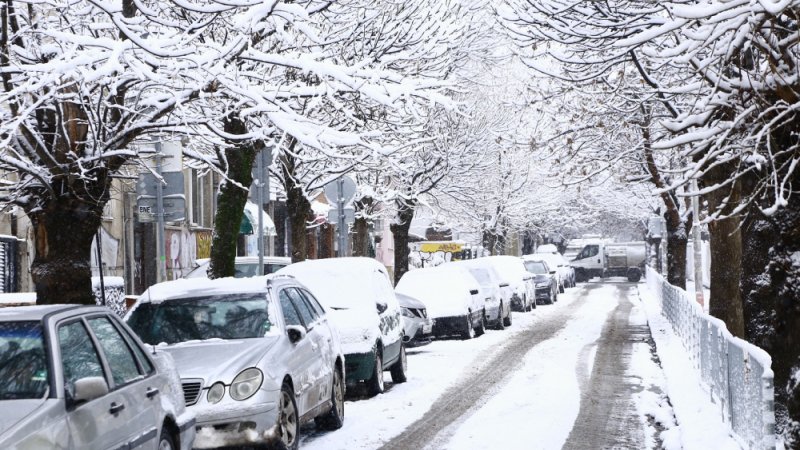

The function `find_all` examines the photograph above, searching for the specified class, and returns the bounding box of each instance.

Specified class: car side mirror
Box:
[286,325,307,344]
[376,302,388,314]
[499,283,509,288]
[469,289,479,295]
[550,270,557,275]
[72,377,109,404]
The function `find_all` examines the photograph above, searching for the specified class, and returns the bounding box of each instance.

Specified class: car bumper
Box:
[535,287,551,303]
[431,315,468,337]
[190,391,279,448]
[344,350,377,385]
[403,317,433,346]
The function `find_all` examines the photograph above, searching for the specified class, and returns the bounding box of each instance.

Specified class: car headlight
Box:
[401,307,414,318]
[536,282,549,288]
[230,368,263,401]
[207,382,225,404]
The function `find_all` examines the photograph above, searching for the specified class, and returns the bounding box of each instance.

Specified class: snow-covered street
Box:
[300,281,740,450]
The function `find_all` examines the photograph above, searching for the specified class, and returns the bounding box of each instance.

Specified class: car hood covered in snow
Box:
[158,337,277,383]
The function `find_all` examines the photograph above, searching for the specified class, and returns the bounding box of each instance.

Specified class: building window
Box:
[191,169,216,228]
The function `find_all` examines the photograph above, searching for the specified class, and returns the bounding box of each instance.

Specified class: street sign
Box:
[136,171,186,222]
[328,207,355,224]
[323,176,356,206]
[137,196,186,222]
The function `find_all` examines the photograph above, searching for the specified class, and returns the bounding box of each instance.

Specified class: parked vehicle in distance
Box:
[483,256,536,311]
[526,253,575,291]
[277,257,406,396]
[0,305,195,450]
[126,276,345,450]
[396,265,486,340]
[184,256,291,279]
[448,259,512,329]
[523,259,559,305]
[570,241,646,282]
[396,293,433,347]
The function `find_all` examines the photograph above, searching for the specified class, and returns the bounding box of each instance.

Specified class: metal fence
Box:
[645,267,776,449]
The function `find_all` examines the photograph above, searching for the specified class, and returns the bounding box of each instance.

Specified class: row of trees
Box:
[499,0,800,440]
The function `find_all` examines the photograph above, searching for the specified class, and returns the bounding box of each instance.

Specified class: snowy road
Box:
[299,281,681,450]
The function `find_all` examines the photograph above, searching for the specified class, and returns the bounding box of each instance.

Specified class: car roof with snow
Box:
[0,304,110,322]
[137,276,272,303]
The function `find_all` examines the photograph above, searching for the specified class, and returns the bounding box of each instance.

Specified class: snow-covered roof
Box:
[138,276,269,304]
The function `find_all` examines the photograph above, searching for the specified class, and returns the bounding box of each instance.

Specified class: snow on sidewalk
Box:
[638,283,742,450]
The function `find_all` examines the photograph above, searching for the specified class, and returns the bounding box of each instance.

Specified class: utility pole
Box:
[155,141,167,283]
[692,179,704,308]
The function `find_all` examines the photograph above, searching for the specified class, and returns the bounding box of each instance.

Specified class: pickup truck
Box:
[570,241,646,282]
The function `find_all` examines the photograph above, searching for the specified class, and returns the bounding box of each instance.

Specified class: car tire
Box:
[559,283,565,294]
[496,303,505,330]
[461,315,475,340]
[367,351,385,396]
[157,427,175,450]
[278,382,300,450]
[530,295,537,310]
[315,368,344,430]
[503,310,512,327]
[390,344,408,383]
[475,311,486,336]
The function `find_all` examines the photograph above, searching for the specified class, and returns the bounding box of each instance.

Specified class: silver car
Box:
[0,305,195,450]
[184,256,291,279]
[396,293,433,347]
[125,275,345,450]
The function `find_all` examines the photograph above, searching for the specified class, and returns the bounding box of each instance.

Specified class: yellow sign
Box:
[420,242,463,253]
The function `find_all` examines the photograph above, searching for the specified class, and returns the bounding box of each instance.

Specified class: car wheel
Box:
[530,295,537,310]
[503,309,512,327]
[496,303,506,330]
[367,351,385,396]
[315,368,344,430]
[461,315,475,340]
[390,344,408,383]
[157,427,175,450]
[475,311,486,336]
[559,283,565,294]
[278,383,299,450]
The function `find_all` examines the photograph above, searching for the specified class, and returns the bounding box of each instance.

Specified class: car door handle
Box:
[146,388,160,399]
[109,402,125,415]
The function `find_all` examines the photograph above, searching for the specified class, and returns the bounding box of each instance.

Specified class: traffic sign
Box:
[323,176,356,206]
[328,208,355,224]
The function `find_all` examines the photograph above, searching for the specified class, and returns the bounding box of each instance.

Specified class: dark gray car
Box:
[0,305,195,450]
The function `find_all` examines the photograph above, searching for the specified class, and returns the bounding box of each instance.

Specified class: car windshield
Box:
[467,268,492,287]
[0,321,49,400]
[127,294,272,345]
[524,261,548,274]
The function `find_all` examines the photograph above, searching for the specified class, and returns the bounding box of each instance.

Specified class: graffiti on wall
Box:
[409,241,464,269]
[165,229,198,280]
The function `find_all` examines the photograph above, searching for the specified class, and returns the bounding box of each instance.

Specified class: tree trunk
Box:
[352,197,373,257]
[31,196,104,305]
[705,171,745,338]
[286,183,310,263]
[482,229,498,255]
[390,202,415,285]
[664,208,690,288]
[208,115,257,279]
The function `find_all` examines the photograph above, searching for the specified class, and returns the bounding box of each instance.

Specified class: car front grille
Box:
[182,380,203,406]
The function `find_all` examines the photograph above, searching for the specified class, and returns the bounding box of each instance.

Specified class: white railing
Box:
[645,267,776,449]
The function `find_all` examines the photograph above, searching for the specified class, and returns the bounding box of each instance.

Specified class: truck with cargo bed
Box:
[569,241,646,282]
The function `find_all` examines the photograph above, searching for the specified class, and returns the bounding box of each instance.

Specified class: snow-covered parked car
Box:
[277,257,406,396]
[483,256,536,311]
[447,260,513,329]
[396,265,487,339]
[0,305,195,450]
[523,259,559,305]
[396,293,433,347]
[125,276,345,450]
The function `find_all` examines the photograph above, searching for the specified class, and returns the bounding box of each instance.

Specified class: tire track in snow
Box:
[562,283,650,450]
[379,284,601,450]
